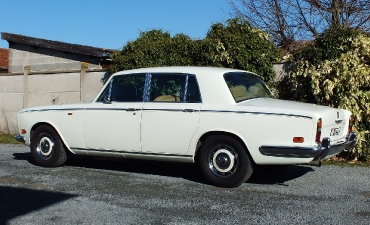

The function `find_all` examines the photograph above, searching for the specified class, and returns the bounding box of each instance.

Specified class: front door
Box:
[83,74,146,152]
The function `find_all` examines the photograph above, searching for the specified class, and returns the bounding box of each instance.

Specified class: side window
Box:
[149,74,186,102]
[97,74,146,102]
[224,72,273,102]
[185,75,201,103]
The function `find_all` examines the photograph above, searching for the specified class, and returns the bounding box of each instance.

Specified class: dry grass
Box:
[323,156,370,167]
[0,132,19,144]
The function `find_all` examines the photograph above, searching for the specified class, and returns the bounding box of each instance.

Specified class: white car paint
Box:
[16,66,356,166]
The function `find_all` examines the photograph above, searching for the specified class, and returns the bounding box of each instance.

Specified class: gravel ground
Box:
[0,144,369,225]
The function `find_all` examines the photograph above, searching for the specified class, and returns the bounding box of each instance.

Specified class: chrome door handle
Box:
[126,108,137,111]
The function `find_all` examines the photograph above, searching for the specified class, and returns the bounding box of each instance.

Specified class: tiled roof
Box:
[0,48,8,68]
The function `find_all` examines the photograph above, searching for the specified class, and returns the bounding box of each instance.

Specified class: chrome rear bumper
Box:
[259,132,356,159]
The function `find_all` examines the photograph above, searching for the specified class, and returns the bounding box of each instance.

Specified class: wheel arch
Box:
[194,131,255,164]
[30,122,74,154]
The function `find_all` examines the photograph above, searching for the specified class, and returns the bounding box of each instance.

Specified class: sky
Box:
[0,0,233,50]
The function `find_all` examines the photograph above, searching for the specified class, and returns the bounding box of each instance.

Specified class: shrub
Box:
[285,28,370,161]
[110,18,282,83]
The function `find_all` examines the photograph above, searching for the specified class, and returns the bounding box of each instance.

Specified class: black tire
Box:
[30,125,67,167]
[198,135,253,188]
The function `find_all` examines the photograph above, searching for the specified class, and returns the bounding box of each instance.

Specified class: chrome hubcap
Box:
[36,134,54,160]
[209,145,239,177]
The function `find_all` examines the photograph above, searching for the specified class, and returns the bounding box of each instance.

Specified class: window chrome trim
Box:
[183,74,189,103]
[143,73,152,102]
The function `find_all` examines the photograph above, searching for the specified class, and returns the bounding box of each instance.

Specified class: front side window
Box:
[97,74,146,102]
[224,72,273,103]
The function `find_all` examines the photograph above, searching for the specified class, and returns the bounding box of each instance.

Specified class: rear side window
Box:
[224,72,273,102]
[148,73,201,103]
[185,76,201,103]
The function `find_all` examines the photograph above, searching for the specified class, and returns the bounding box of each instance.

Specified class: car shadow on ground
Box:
[13,152,315,186]
[0,186,76,224]
[249,165,315,185]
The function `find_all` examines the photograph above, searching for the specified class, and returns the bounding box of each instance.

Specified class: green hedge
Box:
[278,28,370,161]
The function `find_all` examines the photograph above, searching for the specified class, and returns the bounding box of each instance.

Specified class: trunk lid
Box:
[242,98,348,144]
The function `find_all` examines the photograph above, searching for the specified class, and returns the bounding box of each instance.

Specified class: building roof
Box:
[1,32,114,58]
[0,48,8,68]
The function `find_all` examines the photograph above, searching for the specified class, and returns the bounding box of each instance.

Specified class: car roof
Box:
[112,66,248,77]
[101,66,261,105]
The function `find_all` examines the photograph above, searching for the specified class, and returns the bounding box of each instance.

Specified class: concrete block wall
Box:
[82,71,109,101]
[0,71,105,133]
[0,75,23,133]
[8,43,102,73]
[27,72,81,107]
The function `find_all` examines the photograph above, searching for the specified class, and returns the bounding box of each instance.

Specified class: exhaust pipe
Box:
[308,159,321,167]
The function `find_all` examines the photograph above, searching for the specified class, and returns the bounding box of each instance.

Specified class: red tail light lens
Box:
[316,118,322,143]
[348,115,354,135]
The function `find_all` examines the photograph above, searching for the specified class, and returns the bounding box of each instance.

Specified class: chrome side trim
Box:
[70,147,193,158]
[22,108,202,113]
[86,108,133,111]
[142,108,200,112]
[22,108,309,118]
[15,135,25,143]
[21,108,85,113]
[201,110,313,119]
[21,108,140,113]
[259,132,356,159]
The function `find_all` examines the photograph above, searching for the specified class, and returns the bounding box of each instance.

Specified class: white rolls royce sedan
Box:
[15,66,356,187]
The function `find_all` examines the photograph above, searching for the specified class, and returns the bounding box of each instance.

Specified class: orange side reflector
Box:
[293,137,304,143]
[21,129,27,134]
[68,113,73,115]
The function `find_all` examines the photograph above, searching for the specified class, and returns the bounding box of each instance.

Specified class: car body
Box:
[15,66,356,187]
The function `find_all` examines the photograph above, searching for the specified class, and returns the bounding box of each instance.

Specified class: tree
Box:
[227,0,370,50]
[110,18,282,82]
[204,18,282,81]
[109,30,198,73]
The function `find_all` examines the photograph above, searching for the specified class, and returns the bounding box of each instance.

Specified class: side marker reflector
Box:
[293,137,304,143]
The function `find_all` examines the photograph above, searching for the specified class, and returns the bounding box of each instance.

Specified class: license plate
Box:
[330,128,341,136]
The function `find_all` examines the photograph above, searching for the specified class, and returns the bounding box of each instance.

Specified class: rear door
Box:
[141,73,202,155]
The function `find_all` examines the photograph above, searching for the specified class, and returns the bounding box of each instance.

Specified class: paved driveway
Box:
[0,144,369,224]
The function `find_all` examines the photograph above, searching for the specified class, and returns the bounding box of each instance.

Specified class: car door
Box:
[83,74,146,152]
[141,73,202,155]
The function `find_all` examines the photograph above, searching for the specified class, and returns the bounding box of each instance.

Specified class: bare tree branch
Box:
[227,0,370,50]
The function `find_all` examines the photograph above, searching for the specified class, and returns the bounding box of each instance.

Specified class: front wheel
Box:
[30,125,67,167]
[198,135,253,187]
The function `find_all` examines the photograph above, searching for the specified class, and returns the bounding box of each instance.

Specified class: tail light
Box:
[348,115,354,135]
[315,118,322,143]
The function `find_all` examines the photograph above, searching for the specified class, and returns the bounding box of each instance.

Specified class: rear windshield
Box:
[224,72,273,102]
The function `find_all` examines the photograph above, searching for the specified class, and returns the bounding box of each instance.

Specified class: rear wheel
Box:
[30,125,67,167]
[198,135,253,187]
